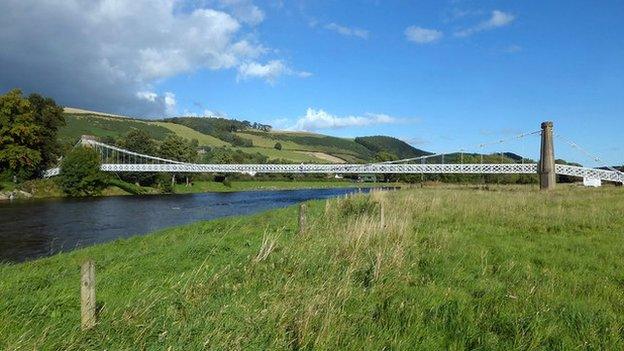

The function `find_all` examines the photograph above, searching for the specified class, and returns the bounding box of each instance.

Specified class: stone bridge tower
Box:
[539,121,556,190]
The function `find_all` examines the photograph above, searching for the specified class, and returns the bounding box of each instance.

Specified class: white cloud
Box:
[164,92,176,116]
[214,0,265,25]
[136,91,158,102]
[325,23,369,39]
[404,26,444,44]
[136,91,177,116]
[0,0,299,117]
[292,108,399,131]
[504,44,523,53]
[455,10,515,37]
[237,60,311,83]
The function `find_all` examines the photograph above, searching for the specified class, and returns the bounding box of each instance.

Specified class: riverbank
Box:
[1,178,394,200]
[2,185,623,349]
[173,179,388,193]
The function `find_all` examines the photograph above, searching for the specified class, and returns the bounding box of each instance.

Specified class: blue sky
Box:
[1,0,623,165]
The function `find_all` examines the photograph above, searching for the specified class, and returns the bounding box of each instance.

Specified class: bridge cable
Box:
[554,133,623,175]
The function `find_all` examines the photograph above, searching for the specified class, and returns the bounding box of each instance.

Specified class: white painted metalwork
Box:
[98,163,538,174]
[555,164,624,184]
[42,137,624,184]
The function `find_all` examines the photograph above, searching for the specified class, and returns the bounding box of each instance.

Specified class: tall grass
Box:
[1,185,624,349]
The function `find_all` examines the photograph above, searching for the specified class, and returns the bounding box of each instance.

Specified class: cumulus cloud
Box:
[292,108,399,131]
[214,0,265,25]
[237,60,312,83]
[404,26,444,44]
[324,23,369,39]
[0,0,300,117]
[164,92,177,116]
[454,10,515,37]
[504,44,523,53]
[136,91,178,116]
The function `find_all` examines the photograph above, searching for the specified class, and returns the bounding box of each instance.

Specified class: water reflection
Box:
[0,187,384,262]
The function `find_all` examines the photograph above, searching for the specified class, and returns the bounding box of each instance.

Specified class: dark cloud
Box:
[0,0,268,117]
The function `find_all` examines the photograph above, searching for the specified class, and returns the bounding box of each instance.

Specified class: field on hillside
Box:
[59,114,336,163]
[2,185,623,349]
[59,114,173,143]
[149,122,229,147]
[246,131,374,162]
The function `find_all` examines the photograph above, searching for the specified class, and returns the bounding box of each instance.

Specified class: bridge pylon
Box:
[539,121,556,190]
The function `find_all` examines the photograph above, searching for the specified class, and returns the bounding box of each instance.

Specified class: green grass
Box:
[235,132,305,150]
[230,146,326,163]
[246,131,374,162]
[2,185,624,349]
[0,181,17,192]
[59,114,173,143]
[150,122,230,147]
[173,180,384,193]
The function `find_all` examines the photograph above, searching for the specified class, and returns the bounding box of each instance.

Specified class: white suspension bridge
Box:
[44,122,624,189]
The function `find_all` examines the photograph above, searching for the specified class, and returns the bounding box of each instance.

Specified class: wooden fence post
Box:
[380,202,385,228]
[81,260,96,330]
[298,203,307,235]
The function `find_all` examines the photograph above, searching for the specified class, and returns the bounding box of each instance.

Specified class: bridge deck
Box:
[43,163,623,183]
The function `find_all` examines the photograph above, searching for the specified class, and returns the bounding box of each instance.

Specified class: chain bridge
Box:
[44,122,624,188]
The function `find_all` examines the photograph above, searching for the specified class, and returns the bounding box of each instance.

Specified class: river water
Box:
[0,187,379,263]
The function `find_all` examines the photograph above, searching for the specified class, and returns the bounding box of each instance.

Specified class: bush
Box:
[157,174,175,193]
[222,178,232,188]
[337,195,379,218]
[274,142,282,150]
[107,178,147,195]
[58,146,106,196]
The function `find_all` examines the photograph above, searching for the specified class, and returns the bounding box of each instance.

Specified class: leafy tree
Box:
[274,142,282,150]
[0,89,42,179]
[27,93,65,174]
[0,89,65,180]
[58,146,106,196]
[374,151,398,162]
[118,129,157,185]
[159,135,197,184]
[374,151,398,182]
[159,135,197,163]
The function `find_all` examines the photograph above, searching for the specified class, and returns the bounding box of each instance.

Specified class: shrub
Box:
[222,178,232,188]
[274,142,282,150]
[157,174,175,193]
[337,195,379,218]
[58,146,106,196]
[107,178,146,195]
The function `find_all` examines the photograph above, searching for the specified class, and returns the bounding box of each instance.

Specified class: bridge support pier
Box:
[539,121,556,190]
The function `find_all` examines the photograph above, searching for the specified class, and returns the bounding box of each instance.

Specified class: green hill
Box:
[58,109,534,166]
[58,112,362,163]
[249,131,375,163]
[59,113,174,144]
[355,136,431,159]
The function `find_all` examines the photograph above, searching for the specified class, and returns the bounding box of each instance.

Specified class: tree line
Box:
[0,89,65,181]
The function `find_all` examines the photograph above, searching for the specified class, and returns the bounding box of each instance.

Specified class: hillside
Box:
[355,136,431,159]
[58,109,529,166]
[58,112,374,163]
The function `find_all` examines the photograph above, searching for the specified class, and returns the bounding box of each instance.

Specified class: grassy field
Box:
[149,122,230,147]
[2,185,624,349]
[230,146,328,163]
[173,180,385,193]
[235,132,305,150]
[59,114,173,143]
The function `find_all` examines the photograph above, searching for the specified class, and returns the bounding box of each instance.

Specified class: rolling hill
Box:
[59,108,525,165]
[354,136,431,159]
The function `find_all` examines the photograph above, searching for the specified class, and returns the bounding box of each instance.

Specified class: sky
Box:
[1,0,623,165]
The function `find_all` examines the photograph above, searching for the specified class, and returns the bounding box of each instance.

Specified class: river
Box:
[0,187,381,263]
